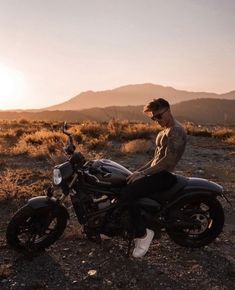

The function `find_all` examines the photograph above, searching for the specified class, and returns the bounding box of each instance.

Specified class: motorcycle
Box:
[6,122,230,254]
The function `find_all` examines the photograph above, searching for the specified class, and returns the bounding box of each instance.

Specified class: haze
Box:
[0,0,235,109]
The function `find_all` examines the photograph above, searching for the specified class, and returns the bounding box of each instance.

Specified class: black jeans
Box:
[120,170,177,238]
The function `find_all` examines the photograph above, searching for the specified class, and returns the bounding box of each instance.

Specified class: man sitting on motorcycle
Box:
[122,98,187,258]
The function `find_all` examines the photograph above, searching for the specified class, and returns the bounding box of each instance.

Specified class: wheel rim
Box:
[185,213,211,235]
[174,200,217,239]
[16,214,58,250]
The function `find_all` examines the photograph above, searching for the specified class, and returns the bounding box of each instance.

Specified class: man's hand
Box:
[126,171,144,184]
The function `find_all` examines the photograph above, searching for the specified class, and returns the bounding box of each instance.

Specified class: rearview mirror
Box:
[63,121,68,131]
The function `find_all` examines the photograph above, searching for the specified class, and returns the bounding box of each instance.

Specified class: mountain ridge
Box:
[41,83,235,111]
[0,98,234,125]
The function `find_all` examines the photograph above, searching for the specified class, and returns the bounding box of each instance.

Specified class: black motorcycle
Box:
[6,123,229,254]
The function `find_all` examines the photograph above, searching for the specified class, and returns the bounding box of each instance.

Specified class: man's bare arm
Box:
[141,128,186,175]
[136,159,154,172]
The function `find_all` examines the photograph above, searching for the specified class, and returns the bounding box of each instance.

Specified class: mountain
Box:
[43,83,235,111]
[0,98,234,125]
[171,98,235,124]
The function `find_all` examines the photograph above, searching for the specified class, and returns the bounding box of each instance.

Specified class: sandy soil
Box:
[0,135,235,290]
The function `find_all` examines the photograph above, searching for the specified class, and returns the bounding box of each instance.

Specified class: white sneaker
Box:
[132,228,154,258]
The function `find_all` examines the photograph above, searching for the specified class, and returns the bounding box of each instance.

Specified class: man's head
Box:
[143,98,173,127]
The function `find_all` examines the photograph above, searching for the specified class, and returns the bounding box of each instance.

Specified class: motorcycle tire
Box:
[6,205,67,252]
[166,195,224,248]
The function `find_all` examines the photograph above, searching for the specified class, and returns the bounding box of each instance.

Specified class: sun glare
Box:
[0,64,28,110]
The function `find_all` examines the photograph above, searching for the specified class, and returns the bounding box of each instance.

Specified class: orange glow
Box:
[0,64,28,109]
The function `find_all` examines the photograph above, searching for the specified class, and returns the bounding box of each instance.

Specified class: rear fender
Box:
[184,177,223,194]
[165,191,221,210]
[27,196,69,219]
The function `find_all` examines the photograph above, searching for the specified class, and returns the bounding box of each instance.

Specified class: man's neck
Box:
[165,116,175,128]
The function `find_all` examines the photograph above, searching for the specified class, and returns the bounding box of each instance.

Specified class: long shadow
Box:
[1,232,234,290]
[1,250,82,290]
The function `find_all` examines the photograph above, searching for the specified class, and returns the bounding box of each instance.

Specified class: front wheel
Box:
[166,195,224,248]
[6,205,68,252]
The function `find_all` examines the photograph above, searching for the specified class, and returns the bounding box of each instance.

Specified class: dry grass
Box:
[12,130,67,157]
[184,122,212,137]
[226,136,235,144]
[184,123,235,144]
[86,135,108,150]
[0,120,234,160]
[0,120,234,201]
[121,139,153,154]
[108,119,160,140]
[0,168,51,200]
[79,121,108,138]
[212,127,234,139]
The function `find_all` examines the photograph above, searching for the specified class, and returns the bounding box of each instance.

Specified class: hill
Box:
[0,98,234,125]
[42,83,235,111]
[172,98,235,124]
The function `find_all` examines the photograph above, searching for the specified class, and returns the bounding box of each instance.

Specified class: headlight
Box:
[53,168,62,185]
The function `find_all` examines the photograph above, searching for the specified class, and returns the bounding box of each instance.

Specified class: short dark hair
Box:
[143,98,170,113]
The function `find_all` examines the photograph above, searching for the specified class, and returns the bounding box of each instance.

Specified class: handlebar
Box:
[62,121,76,155]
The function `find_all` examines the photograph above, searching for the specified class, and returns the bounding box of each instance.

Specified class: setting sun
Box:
[0,64,28,109]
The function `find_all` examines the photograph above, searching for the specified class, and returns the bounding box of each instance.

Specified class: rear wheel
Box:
[166,195,224,248]
[6,205,68,252]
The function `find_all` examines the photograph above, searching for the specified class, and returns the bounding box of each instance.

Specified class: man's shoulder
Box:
[168,121,187,138]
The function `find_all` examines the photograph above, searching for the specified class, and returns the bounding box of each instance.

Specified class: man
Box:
[122,98,187,258]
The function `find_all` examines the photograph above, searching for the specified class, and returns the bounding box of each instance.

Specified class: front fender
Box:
[27,196,69,219]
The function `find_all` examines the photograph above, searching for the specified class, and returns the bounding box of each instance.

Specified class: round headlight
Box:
[53,168,62,185]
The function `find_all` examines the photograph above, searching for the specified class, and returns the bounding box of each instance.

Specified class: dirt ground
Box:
[0,135,235,290]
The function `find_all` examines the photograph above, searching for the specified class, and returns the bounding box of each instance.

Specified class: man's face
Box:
[151,107,170,127]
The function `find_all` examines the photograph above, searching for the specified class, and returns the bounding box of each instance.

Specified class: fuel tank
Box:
[87,159,132,186]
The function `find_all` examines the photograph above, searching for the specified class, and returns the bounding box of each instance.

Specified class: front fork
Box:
[70,191,88,224]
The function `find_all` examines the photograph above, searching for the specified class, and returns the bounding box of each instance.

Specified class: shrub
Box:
[212,127,234,139]
[68,125,83,143]
[12,130,67,157]
[108,119,160,141]
[19,118,30,124]
[107,119,129,138]
[184,123,212,137]
[225,136,235,144]
[87,135,108,150]
[15,128,25,138]
[80,122,108,138]
[121,139,152,154]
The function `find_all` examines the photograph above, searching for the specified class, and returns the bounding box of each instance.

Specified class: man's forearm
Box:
[141,155,171,175]
[141,164,162,175]
[136,159,153,172]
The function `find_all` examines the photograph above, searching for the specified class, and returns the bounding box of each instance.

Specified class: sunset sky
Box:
[0,0,235,109]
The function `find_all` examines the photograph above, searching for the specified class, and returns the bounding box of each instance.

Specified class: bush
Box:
[19,118,30,124]
[225,136,235,144]
[68,125,83,143]
[184,123,212,137]
[12,130,67,157]
[80,122,108,138]
[86,135,108,150]
[108,119,160,141]
[121,139,152,154]
[212,127,234,139]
